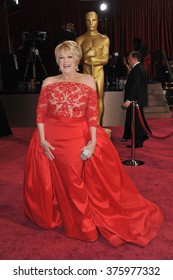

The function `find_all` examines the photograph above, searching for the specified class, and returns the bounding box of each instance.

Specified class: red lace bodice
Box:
[36,82,98,126]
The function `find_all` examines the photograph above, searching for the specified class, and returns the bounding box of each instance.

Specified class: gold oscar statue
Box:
[76,11,110,125]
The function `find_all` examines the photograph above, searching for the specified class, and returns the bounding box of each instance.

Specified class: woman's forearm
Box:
[89,126,97,144]
[37,123,45,144]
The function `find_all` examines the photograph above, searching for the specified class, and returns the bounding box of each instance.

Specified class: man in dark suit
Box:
[122,51,151,148]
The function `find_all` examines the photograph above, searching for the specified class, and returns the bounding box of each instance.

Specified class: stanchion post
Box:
[131,101,136,161]
[122,101,144,166]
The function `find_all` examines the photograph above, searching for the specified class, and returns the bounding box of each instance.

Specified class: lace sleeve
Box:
[86,88,98,127]
[36,87,48,123]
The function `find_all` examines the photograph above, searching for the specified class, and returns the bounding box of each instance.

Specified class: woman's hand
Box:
[82,141,96,159]
[41,139,55,160]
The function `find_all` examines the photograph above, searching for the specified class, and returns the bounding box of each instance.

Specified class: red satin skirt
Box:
[23,117,163,247]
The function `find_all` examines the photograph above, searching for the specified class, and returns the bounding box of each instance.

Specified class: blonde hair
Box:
[55,40,82,64]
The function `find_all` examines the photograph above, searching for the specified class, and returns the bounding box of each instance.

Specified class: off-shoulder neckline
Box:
[42,81,96,91]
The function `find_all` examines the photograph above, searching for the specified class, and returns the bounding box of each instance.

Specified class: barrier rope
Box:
[136,104,173,139]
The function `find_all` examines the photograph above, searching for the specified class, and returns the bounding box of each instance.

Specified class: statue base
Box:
[122,159,145,166]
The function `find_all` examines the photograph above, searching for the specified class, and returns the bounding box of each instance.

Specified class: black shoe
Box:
[143,135,149,142]
[121,138,130,142]
[127,143,143,148]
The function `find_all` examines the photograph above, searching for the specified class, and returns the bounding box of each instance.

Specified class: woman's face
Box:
[57,49,77,73]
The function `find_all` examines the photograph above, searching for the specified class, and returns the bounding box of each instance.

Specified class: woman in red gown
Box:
[23,41,163,247]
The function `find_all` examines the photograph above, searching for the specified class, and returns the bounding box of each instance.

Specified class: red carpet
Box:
[0,118,173,260]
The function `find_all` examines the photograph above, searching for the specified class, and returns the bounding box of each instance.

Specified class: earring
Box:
[75,65,79,72]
